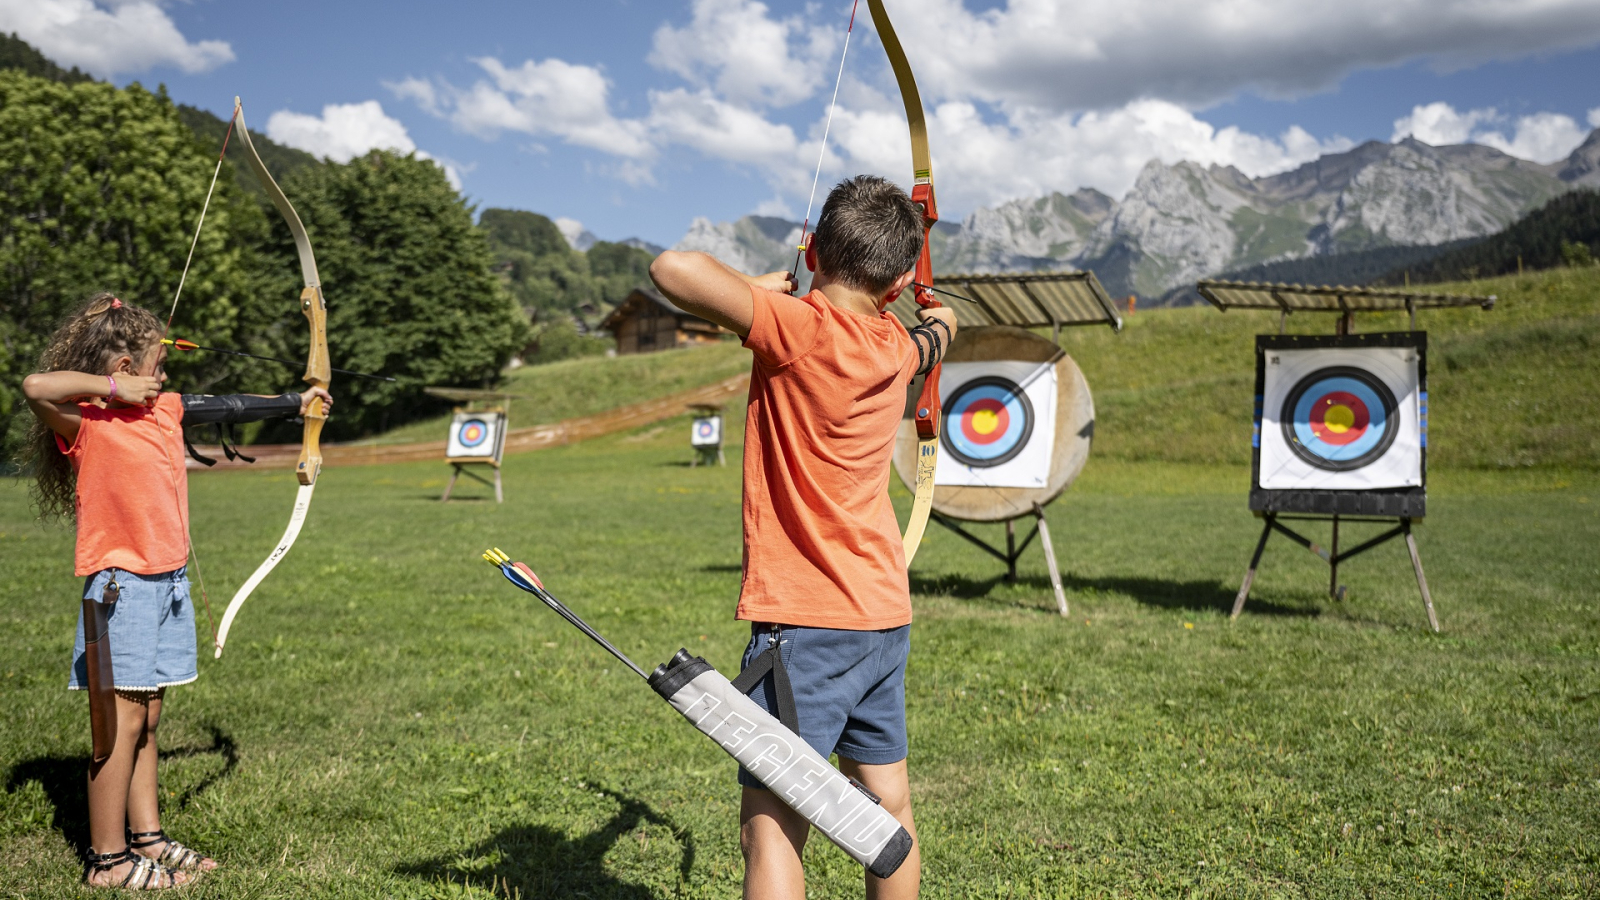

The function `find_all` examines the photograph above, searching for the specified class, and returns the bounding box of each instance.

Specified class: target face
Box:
[1282,367,1398,471]
[690,415,722,447]
[943,377,1035,468]
[458,419,489,448]
[1258,343,1422,491]
[447,411,504,459]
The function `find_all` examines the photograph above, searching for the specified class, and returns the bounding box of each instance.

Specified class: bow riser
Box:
[298,285,330,485]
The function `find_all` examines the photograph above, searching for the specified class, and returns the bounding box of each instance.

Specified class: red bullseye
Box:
[959,398,1009,445]
[1309,391,1369,445]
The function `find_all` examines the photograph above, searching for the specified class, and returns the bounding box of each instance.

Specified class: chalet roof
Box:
[885,270,1123,335]
[1197,279,1496,314]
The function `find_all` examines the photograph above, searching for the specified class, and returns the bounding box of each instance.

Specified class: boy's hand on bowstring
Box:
[111,374,162,406]
[300,387,334,417]
[752,271,800,295]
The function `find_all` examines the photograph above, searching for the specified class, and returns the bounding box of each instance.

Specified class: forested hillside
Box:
[478,208,656,363]
[1373,189,1600,285]
[0,38,530,460]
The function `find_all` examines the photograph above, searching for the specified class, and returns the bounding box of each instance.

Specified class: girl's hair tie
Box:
[110,298,123,309]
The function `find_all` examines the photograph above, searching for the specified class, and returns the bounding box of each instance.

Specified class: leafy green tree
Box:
[0,71,283,459]
[260,151,530,438]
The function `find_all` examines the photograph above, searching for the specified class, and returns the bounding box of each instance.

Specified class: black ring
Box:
[941,376,1034,468]
[1280,366,1399,472]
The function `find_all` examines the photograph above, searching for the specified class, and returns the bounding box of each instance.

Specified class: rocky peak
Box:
[1559,128,1600,186]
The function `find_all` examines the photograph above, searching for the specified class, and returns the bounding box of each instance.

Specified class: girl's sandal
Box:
[82,847,187,890]
[129,830,218,872]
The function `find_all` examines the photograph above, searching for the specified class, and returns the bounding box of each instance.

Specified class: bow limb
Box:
[214,98,332,658]
[866,0,941,566]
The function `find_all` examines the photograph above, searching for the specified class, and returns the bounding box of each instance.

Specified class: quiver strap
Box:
[730,629,799,734]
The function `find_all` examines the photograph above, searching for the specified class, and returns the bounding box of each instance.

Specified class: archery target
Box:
[1260,346,1420,490]
[935,361,1056,489]
[690,415,722,447]
[447,411,504,459]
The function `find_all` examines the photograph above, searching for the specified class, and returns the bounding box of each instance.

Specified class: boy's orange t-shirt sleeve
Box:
[743,285,825,368]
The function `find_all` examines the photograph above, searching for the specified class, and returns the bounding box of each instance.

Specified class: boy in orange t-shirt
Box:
[650,175,956,900]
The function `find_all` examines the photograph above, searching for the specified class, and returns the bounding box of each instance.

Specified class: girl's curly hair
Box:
[23,293,163,520]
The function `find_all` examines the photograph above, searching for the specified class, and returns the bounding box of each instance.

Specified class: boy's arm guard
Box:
[649,651,915,879]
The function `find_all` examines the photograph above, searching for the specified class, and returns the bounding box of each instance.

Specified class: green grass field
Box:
[2,268,1597,898]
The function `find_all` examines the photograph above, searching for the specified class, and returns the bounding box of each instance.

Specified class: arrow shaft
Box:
[167,341,395,381]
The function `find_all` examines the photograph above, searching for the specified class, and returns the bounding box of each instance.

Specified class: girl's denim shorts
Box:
[69,567,198,693]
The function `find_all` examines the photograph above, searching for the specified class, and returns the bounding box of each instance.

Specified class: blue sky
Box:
[4,0,1598,249]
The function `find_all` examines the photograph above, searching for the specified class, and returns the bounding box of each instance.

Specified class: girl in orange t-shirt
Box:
[21,294,330,890]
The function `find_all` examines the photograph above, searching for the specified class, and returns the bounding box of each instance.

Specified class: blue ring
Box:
[942,377,1034,468]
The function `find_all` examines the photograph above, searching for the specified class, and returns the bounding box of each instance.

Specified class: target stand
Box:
[688,402,725,467]
[893,326,1099,616]
[1199,280,1495,631]
[442,408,508,503]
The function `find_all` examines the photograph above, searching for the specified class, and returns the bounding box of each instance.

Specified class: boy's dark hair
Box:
[812,175,924,296]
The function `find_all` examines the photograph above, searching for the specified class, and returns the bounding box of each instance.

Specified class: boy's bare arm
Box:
[650,251,796,338]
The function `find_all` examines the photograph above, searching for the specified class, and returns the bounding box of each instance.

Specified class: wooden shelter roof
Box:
[1197,279,1496,314]
[885,270,1123,335]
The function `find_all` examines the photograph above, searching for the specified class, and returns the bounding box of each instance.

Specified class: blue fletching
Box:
[500,563,540,594]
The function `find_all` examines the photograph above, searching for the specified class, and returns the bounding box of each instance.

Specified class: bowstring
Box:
[790,0,862,282]
[159,100,240,647]
[164,101,238,339]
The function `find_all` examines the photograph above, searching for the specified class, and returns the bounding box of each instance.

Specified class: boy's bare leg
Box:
[740,785,810,900]
[840,758,920,900]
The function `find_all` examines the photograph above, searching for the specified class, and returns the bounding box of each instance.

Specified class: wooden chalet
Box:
[601,287,729,354]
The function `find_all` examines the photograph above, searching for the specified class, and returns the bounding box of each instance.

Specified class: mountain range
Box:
[673,130,1600,304]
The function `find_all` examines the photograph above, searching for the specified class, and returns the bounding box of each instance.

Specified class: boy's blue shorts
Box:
[736,622,910,788]
[69,567,197,693]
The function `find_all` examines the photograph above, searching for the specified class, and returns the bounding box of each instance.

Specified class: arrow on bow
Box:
[194,98,332,658]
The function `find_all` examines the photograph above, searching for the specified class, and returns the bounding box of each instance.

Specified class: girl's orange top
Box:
[736,286,919,631]
[60,393,189,576]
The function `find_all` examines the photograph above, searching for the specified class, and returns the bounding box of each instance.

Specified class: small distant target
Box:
[690,415,722,448]
[942,376,1034,468]
[1281,366,1397,471]
[458,419,489,448]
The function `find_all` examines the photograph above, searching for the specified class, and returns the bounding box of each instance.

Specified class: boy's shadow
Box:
[911,571,1318,617]
[3,725,237,856]
[397,786,694,899]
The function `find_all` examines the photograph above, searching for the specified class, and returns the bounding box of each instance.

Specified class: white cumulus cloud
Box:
[0,0,232,77]
[1589,107,1600,129]
[649,0,835,109]
[265,101,462,189]
[390,56,652,164]
[891,0,1600,114]
[1393,102,1593,163]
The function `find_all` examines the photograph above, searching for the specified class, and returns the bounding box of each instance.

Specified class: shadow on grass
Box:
[3,725,237,857]
[397,786,694,898]
[912,570,1320,618]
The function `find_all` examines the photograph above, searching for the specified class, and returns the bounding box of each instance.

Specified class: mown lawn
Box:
[2,414,1596,897]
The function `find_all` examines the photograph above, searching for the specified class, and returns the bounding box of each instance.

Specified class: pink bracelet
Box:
[107,375,117,400]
